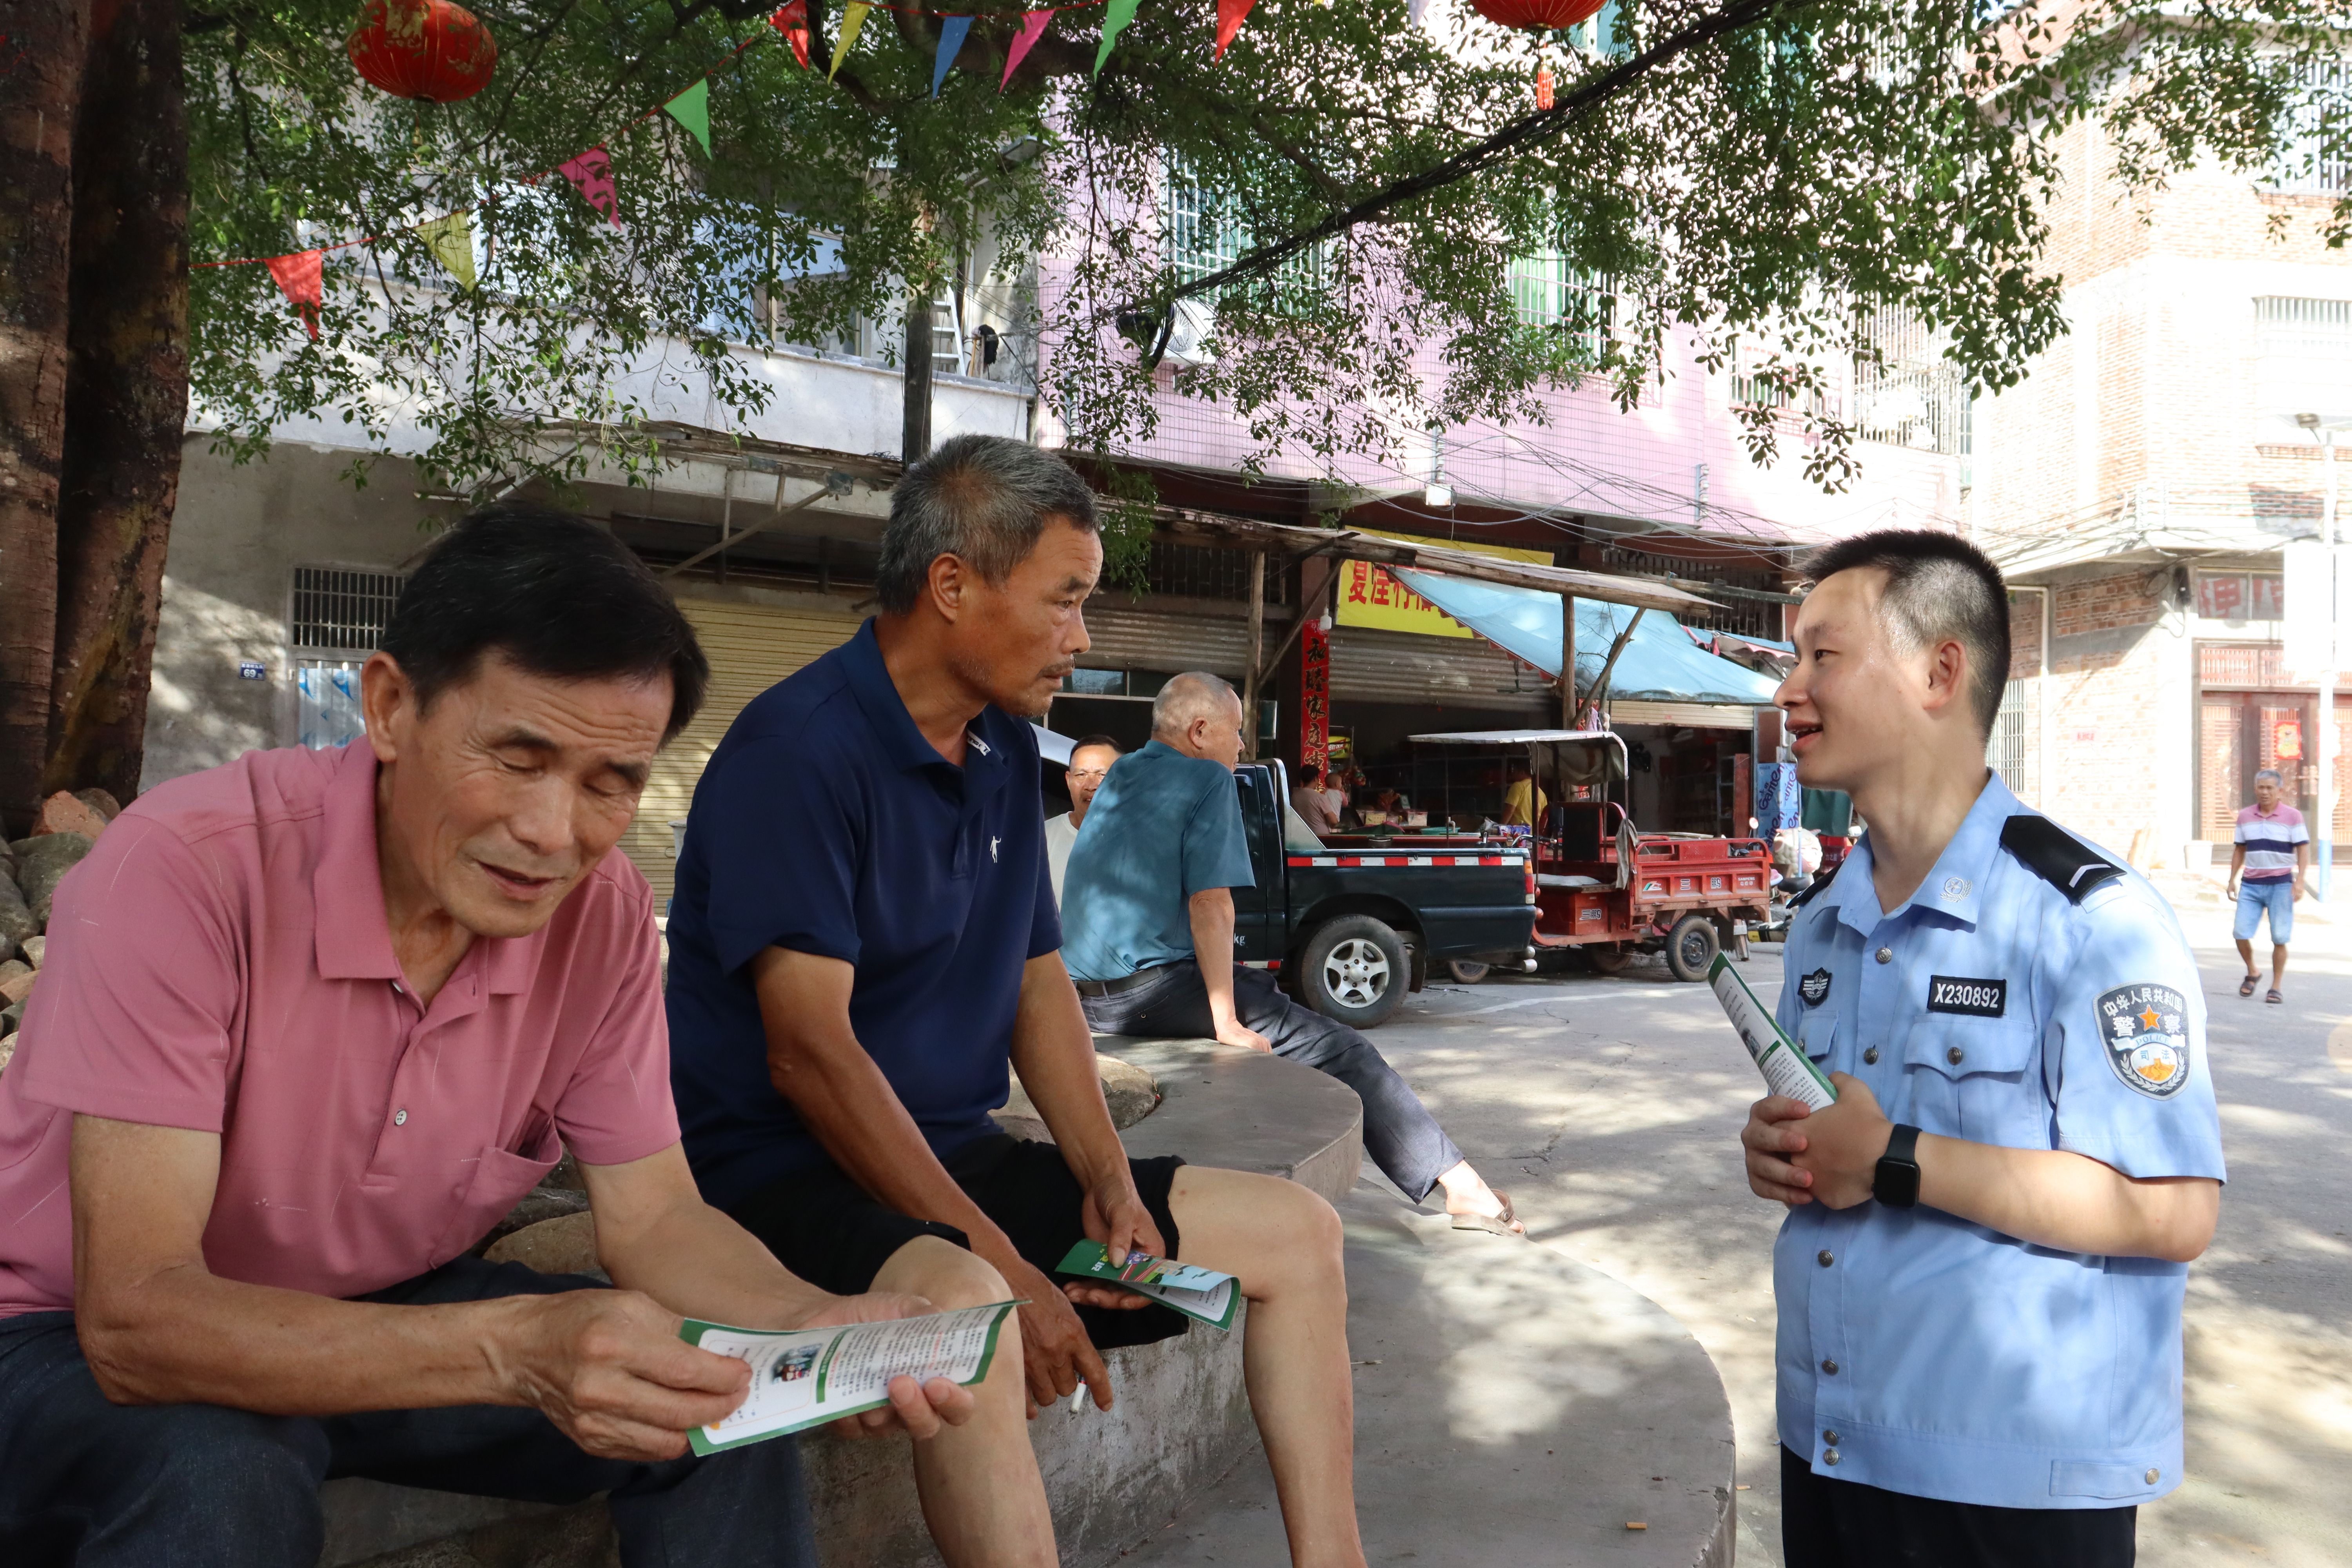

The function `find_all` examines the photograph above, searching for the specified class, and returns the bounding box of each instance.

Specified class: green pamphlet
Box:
[1055,1240,1241,1332]
[1707,952,1838,1111]
[679,1301,1018,1454]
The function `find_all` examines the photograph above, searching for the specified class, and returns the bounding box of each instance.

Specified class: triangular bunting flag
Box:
[1002,9,1052,88]
[1214,0,1258,59]
[770,0,811,69]
[559,145,621,228]
[665,79,711,155]
[1094,0,1139,75]
[1407,0,1428,21]
[931,16,972,98]
[264,249,324,341]
[830,2,871,78]
[418,211,475,288]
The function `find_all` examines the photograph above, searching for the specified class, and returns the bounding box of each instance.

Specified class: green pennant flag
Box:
[665,79,711,156]
[418,210,475,288]
[830,2,871,79]
[1094,0,1140,76]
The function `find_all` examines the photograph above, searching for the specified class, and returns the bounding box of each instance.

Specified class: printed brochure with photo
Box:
[1055,1241,1240,1332]
[1707,953,1838,1111]
[680,1301,1018,1454]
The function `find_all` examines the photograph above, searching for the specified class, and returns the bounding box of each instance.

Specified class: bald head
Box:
[1152,671,1244,768]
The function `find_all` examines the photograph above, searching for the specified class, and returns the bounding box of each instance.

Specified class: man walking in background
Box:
[1046,735,1120,902]
[1063,672,1522,1235]
[2226,767,2308,1005]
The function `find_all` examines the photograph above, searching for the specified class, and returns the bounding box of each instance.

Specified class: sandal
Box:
[2267,989,2285,1005]
[1451,1192,1526,1236]
[2240,974,2260,998]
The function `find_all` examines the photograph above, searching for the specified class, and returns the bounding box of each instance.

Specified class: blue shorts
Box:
[2235,880,2295,944]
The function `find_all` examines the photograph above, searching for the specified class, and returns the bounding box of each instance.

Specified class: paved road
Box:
[1361,877,2352,1566]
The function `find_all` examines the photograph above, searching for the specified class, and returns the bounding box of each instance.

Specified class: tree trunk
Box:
[42,0,188,810]
[0,0,85,834]
[902,287,934,462]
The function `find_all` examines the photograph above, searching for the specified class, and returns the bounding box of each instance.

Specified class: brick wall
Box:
[2009,590,2045,679]
[2054,570,2165,637]
[2036,634,2177,858]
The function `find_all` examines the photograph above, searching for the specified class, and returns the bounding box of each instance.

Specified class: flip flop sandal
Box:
[2241,975,2261,998]
[1451,1192,1526,1236]
[2267,989,2285,1005]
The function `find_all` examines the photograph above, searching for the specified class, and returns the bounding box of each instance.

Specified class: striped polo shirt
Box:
[2234,803,2308,884]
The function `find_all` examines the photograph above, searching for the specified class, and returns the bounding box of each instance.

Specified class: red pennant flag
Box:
[264,249,324,341]
[1001,8,1051,89]
[770,1,811,69]
[1214,0,1257,60]
[559,145,621,228]
[1536,64,1555,110]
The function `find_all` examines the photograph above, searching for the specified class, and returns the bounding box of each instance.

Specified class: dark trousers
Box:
[1781,1446,2135,1568]
[1080,962,1466,1201]
[0,1256,817,1568]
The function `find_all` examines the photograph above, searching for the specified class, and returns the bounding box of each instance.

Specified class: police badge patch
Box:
[2095,983,2191,1099]
[1799,968,1832,1007]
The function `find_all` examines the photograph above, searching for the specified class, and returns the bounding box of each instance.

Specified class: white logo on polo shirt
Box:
[990,836,1000,862]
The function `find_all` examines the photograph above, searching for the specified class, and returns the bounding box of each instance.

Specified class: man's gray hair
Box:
[1152,671,1238,738]
[2255,767,2284,786]
[874,435,1100,615]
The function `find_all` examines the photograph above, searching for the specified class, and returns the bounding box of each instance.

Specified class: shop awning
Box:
[1390,568,1782,707]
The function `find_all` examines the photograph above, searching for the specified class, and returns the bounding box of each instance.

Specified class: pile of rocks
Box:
[0,789,119,1069]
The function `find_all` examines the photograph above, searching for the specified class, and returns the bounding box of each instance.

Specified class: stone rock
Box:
[20,936,40,970]
[0,963,32,1008]
[0,880,31,953]
[16,832,93,928]
[0,1004,20,1046]
[484,1211,599,1275]
[32,793,109,841]
[1098,1055,1161,1129]
[72,788,122,823]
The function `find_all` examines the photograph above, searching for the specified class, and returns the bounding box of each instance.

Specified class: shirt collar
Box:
[840,618,1012,796]
[1820,770,2018,935]
[313,743,403,982]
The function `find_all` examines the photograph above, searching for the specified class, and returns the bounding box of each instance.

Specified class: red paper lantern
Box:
[346,0,498,103]
[1468,0,1606,30]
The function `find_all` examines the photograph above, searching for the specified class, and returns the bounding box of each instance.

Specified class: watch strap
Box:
[1874,1123,1923,1209]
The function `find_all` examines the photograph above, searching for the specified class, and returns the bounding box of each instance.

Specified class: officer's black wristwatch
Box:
[1873,1123,1923,1209]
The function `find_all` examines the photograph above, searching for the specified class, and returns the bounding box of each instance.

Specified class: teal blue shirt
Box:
[1060,741,1258,981]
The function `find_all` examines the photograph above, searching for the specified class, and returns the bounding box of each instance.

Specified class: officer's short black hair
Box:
[1799,529,2011,741]
[383,503,710,742]
[1067,734,1120,758]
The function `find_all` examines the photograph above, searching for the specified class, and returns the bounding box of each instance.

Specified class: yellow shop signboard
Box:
[1335,534,1552,639]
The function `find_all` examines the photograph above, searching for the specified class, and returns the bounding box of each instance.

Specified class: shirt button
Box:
[1823,1429,1839,1444]
[1821,1359,1839,1375]
[1875,947,1893,964]
[1947,1046,1965,1065]
[1823,1448,1841,1466]
[1863,1047,1880,1065]
[1817,1249,1835,1267]
[393,1108,408,1126]
[2145,1468,2160,1485]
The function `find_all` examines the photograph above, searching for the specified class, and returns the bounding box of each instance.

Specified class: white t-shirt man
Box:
[1045,811,1080,903]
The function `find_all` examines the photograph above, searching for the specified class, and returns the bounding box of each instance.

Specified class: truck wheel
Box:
[1445,958,1490,985]
[1300,916,1409,1029]
[1664,914,1721,982]
[1588,946,1634,975]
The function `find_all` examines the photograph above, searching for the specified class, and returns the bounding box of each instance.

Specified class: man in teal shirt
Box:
[1063,673,1519,1232]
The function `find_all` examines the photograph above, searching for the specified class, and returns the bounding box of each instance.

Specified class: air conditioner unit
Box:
[1162,297,1218,367]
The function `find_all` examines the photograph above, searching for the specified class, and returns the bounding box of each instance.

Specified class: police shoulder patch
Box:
[1799,968,1832,1007]
[2095,982,2191,1099]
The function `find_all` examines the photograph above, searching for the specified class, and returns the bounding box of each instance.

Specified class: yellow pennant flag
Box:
[418,211,476,288]
[829,2,870,79]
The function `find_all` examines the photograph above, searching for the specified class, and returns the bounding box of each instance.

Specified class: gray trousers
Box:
[1081,963,1466,1201]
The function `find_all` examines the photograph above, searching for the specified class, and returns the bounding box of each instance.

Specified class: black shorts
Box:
[726,1133,1192,1350]
[1781,1446,2136,1568]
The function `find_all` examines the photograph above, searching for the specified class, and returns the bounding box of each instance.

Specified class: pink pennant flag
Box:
[1001,9,1052,89]
[264,249,324,341]
[559,145,621,228]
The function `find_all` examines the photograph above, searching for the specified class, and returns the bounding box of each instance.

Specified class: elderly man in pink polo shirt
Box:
[0,508,972,1567]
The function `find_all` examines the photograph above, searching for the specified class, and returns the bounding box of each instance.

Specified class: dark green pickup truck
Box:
[1229,762,1537,1029]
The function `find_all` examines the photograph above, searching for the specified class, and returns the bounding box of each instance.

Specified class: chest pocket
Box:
[1900,1016,2047,1147]
[1796,1010,1838,1065]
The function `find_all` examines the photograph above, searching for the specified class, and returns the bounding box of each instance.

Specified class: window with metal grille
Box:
[1507,250,1614,362]
[1855,305,1969,457]
[1161,160,1324,296]
[1145,542,1289,604]
[291,566,405,652]
[2270,61,2351,195]
[1990,677,2033,800]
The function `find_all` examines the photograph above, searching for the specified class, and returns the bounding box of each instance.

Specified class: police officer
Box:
[1743,530,2224,1568]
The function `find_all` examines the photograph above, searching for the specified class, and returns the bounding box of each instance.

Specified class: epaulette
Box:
[1999,815,2126,905]
[1789,857,1840,908]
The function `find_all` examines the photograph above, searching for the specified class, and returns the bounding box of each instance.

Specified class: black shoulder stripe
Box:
[2000,815,2125,904]
[1788,858,1840,908]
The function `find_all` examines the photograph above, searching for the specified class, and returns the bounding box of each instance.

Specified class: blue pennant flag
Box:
[931,16,973,99]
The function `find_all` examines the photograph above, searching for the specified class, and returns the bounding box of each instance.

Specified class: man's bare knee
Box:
[872,1235,1011,1310]
[1175,1168,1344,1290]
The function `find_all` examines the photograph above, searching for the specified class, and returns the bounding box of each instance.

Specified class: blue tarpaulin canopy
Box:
[1391,568,1781,706]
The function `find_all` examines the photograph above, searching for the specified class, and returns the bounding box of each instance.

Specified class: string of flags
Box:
[206,0,1553,337]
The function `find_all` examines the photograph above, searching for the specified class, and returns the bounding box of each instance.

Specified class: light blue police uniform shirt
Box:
[1060,741,1257,982]
[1773,771,2225,1510]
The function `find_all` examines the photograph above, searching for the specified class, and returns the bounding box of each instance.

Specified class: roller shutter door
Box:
[1328,625,1555,715]
[622,595,862,902]
[1609,701,1762,731]
[1076,604,1257,678]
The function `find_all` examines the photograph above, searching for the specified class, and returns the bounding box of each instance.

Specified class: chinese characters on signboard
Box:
[1333,534,1554,638]
[1300,618,1330,776]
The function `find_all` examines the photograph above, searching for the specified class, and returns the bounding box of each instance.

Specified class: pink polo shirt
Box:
[0,742,680,1317]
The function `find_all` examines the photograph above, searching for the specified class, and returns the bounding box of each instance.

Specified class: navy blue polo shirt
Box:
[664,619,1061,1210]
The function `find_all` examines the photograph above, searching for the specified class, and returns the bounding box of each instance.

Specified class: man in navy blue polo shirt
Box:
[665,436,1366,1568]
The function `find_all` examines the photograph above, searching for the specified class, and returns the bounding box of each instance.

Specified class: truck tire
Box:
[1445,958,1491,985]
[1299,916,1409,1029]
[1588,946,1635,975]
[1664,913,1720,983]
